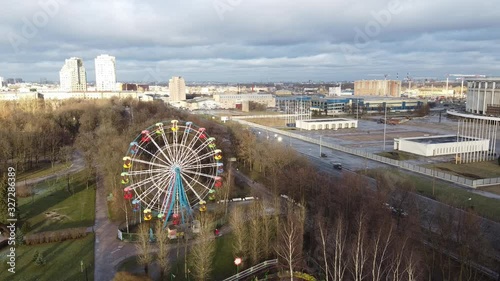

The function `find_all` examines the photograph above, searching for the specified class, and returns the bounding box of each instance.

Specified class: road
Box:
[250,125,500,279]
[16,151,86,188]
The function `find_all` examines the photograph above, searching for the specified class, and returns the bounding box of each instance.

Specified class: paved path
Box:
[16,151,86,188]
[93,176,137,281]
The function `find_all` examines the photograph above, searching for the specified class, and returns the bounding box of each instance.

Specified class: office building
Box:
[95,55,116,91]
[59,57,87,92]
[169,76,186,101]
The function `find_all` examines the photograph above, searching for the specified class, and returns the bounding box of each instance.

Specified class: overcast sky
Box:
[1,0,499,83]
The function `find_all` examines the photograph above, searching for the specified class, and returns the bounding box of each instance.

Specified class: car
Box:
[332,163,342,170]
[320,153,327,158]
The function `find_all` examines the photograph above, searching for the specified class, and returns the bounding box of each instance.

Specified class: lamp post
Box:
[383,74,388,151]
[319,135,322,156]
[234,257,242,276]
[383,102,387,151]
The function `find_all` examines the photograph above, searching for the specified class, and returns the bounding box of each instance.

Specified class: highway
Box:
[250,126,500,280]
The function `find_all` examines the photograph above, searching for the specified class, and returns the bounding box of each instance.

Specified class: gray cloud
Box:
[1,0,499,82]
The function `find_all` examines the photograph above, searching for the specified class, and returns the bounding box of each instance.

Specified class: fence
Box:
[234,119,500,189]
[222,259,278,281]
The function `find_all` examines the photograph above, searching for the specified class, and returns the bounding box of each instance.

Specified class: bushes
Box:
[24,227,89,245]
[32,250,46,266]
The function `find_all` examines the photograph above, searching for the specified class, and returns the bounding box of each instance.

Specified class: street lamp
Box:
[383,102,387,151]
[383,75,388,151]
[319,135,322,156]
[234,257,242,275]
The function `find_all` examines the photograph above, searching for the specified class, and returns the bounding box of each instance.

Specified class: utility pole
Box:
[460,78,464,98]
[446,74,449,98]
[383,74,388,151]
[356,99,359,120]
[319,135,322,156]
[383,103,387,151]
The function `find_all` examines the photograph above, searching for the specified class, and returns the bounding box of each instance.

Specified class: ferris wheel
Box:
[121,120,223,226]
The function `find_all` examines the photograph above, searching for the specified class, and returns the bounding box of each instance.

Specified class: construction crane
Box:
[447,74,486,98]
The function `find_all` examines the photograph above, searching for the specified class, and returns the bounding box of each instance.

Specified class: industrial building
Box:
[213,93,275,109]
[394,135,489,157]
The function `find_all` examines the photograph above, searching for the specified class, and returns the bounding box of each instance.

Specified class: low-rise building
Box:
[213,93,275,109]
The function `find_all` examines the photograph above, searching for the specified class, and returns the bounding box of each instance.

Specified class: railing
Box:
[234,119,500,189]
[222,259,278,281]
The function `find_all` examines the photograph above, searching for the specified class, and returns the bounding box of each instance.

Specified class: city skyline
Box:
[1,0,499,82]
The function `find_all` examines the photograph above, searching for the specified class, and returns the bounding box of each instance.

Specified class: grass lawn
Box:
[365,168,500,222]
[244,118,286,127]
[19,169,96,233]
[0,234,95,281]
[17,161,72,182]
[422,160,500,179]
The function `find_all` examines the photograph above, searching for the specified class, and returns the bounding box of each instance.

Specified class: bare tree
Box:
[388,237,408,281]
[154,221,170,280]
[136,224,152,276]
[316,215,330,281]
[190,220,216,281]
[229,205,247,258]
[261,198,276,259]
[403,249,419,281]
[371,223,394,281]
[351,211,368,281]
[333,216,348,281]
[248,200,262,264]
[275,202,305,281]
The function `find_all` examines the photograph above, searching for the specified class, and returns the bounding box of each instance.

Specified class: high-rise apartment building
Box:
[59,57,87,92]
[0,76,4,87]
[95,54,116,91]
[169,76,186,101]
[354,80,401,97]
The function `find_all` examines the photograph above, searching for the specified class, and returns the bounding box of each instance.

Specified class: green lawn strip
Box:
[365,168,500,222]
[0,233,95,281]
[421,160,500,179]
[18,170,96,233]
[211,234,237,280]
[17,161,72,182]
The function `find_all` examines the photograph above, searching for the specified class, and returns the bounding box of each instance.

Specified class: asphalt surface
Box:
[249,123,500,279]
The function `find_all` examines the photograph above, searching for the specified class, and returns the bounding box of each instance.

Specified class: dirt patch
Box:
[435,166,488,179]
[457,172,483,179]
[44,209,72,222]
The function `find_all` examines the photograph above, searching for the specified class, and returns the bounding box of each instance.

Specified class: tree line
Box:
[227,122,495,281]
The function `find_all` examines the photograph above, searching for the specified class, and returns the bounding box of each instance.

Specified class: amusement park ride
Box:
[121,120,223,235]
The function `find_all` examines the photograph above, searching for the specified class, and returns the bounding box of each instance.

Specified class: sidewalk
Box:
[93,176,136,281]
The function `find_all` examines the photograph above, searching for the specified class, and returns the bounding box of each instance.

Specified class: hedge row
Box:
[24,227,89,245]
